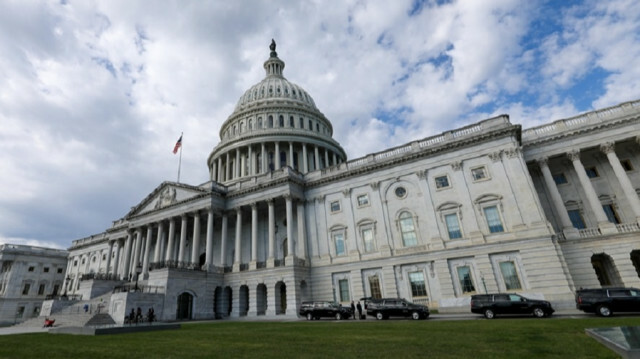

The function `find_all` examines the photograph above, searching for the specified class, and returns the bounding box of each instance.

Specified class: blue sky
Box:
[1,0,639,249]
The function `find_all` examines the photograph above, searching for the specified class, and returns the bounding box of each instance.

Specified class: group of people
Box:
[350,301,364,319]
[126,307,155,324]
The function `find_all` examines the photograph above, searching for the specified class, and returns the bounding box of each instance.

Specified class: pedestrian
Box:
[356,301,363,320]
[83,303,89,313]
[350,301,355,319]
[136,307,143,323]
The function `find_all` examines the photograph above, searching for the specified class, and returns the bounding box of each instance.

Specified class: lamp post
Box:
[135,264,142,292]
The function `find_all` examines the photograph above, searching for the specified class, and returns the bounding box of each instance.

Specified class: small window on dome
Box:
[277,87,281,93]
[292,89,296,96]
[299,117,303,128]
[289,116,294,127]
[279,116,284,127]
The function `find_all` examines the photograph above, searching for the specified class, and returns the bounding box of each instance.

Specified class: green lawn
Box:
[0,317,638,358]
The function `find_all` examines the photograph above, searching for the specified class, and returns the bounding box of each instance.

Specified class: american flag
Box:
[173,135,182,154]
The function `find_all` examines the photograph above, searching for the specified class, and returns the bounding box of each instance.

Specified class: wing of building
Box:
[53,42,640,323]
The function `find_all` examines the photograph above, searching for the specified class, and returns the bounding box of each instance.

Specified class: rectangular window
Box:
[585,167,599,178]
[553,173,568,184]
[357,194,369,207]
[621,159,634,171]
[602,204,621,224]
[338,279,350,302]
[22,283,30,295]
[399,214,418,247]
[368,275,382,299]
[456,266,476,293]
[38,284,45,295]
[43,267,49,273]
[28,266,34,272]
[483,206,504,233]
[445,213,462,239]
[57,268,63,273]
[567,210,586,229]
[471,166,488,181]
[362,228,374,253]
[409,272,428,297]
[330,201,341,213]
[334,233,346,256]
[499,261,522,290]
[435,175,450,189]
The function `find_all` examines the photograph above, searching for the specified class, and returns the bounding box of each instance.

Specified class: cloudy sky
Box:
[1,0,639,249]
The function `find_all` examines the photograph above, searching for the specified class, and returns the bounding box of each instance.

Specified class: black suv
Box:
[576,287,640,317]
[366,298,429,320]
[299,301,353,320]
[470,293,554,319]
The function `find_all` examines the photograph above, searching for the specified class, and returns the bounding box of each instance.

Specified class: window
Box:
[456,266,476,293]
[553,173,568,185]
[445,213,462,239]
[279,115,284,127]
[16,306,24,318]
[308,120,312,130]
[334,233,346,256]
[38,284,45,295]
[22,283,30,295]
[81,258,86,265]
[338,279,350,302]
[435,176,450,189]
[28,266,34,272]
[357,194,369,207]
[499,261,522,290]
[43,267,49,273]
[399,212,418,247]
[299,117,303,128]
[567,210,586,229]
[57,268,63,274]
[368,275,382,299]
[471,166,488,181]
[73,260,78,267]
[268,116,273,128]
[483,206,504,233]
[362,227,375,253]
[602,204,621,224]
[330,201,341,213]
[585,167,599,178]
[408,272,428,297]
[102,254,106,261]
[621,159,634,171]
[395,186,407,198]
[289,116,294,127]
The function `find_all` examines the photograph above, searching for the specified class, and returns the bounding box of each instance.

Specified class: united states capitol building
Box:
[52,42,640,323]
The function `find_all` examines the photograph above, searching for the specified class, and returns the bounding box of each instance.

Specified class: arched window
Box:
[289,116,294,127]
[279,115,284,127]
[299,117,304,128]
[257,117,263,128]
[268,116,273,128]
[399,212,418,247]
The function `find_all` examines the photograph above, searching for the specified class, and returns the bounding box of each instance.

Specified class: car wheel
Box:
[306,313,313,321]
[532,307,545,318]
[597,305,612,317]
[411,311,421,320]
[484,309,495,319]
[375,312,384,320]
[335,313,342,320]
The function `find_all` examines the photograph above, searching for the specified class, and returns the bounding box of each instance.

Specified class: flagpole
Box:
[177,132,183,183]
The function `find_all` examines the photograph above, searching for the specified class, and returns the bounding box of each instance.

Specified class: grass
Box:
[0,317,638,358]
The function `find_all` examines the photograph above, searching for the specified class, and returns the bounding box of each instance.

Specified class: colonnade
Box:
[536,139,640,238]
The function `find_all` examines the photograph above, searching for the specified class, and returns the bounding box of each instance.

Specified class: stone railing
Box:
[616,222,640,233]
[555,222,640,241]
[578,228,602,238]
[113,284,165,294]
[149,261,204,272]
[80,273,119,281]
[522,99,640,142]
[411,297,430,306]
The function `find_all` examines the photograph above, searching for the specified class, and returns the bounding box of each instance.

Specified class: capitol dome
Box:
[207,40,347,184]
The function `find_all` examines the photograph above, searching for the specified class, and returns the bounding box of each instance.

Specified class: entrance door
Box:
[177,292,193,320]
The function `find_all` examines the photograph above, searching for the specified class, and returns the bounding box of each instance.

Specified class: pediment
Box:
[126,182,208,217]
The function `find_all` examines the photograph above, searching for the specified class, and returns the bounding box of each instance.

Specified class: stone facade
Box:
[59,43,640,321]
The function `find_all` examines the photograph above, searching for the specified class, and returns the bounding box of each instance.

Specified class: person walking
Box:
[350,301,356,319]
[356,301,363,320]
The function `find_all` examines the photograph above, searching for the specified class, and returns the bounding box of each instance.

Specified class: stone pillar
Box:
[314,146,320,171]
[178,214,188,263]
[217,157,223,182]
[165,218,176,262]
[567,150,617,234]
[297,200,307,259]
[225,152,230,181]
[285,196,294,263]
[601,142,640,223]
[132,229,143,269]
[105,240,114,277]
[289,142,294,169]
[153,221,164,263]
[221,212,229,267]
[261,143,266,173]
[112,239,121,279]
[122,232,133,281]
[537,158,579,239]
[324,148,329,168]
[250,203,258,269]
[235,148,241,178]
[191,212,201,267]
[275,142,281,169]
[205,209,214,270]
[333,153,337,166]
[234,208,243,271]
[248,145,254,176]
[267,199,275,267]
[302,144,308,173]
[142,225,152,277]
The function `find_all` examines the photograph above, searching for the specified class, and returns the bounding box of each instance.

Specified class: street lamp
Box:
[135,264,142,292]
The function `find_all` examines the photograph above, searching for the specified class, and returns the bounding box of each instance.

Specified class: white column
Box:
[538,158,579,239]
[178,214,188,263]
[122,232,133,281]
[297,200,306,259]
[285,196,294,259]
[165,218,176,262]
[601,142,640,223]
[217,157,223,182]
[251,203,258,263]
[261,143,266,173]
[221,212,229,267]
[142,225,152,276]
[275,142,281,169]
[302,144,308,173]
[153,221,164,263]
[234,208,242,270]
[235,148,241,178]
[289,142,294,169]
[567,150,617,234]
[267,199,275,267]
[105,240,114,277]
[333,153,337,166]
[248,145,254,176]
[225,152,230,181]
[112,239,121,279]
[324,148,329,168]
[205,209,214,270]
[191,212,201,266]
[132,229,143,268]
[314,146,320,170]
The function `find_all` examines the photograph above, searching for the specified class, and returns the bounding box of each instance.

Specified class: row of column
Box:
[105,196,307,281]
[212,141,343,183]
[537,141,640,238]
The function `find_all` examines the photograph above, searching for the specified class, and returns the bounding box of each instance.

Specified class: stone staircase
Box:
[14,292,116,329]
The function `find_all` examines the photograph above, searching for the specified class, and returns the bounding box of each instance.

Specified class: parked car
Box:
[299,301,353,320]
[366,298,429,320]
[575,287,640,317]
[470,293,554,319]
